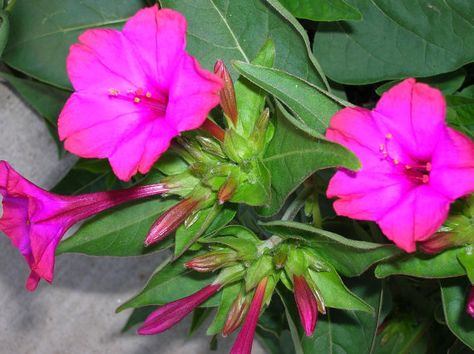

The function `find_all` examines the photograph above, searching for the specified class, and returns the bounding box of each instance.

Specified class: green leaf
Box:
[375,247,467,279]
[447,95,474,139]
[189,307,213,335]
[234,39,275,137]
[278,0,361,21]
[57,197,178,256]
[376,68,467,96]
[314,0,474,84]
[233,62,346,138]
[263,221,401,276]
[117,254,217,312]
[441,278,474,350]
[3,0,145,89]
[160,0,325,86]
[174,204,236,258]
[458,245,474,285]
[302,277,390,354]
[0,10,9,57]
[207,282,241,335]
[259,108,360,216]
[308,269,372,312]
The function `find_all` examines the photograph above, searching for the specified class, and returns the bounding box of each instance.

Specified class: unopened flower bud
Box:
[214,60,238,126]
[185,250,237,272]
[250,108,270,153]
[196,135,226,158]
[467,286,474,318]
[201,119,225,142]
[145,197,202,246]
[419,231,463,254]
[223,293,251,336]
[218,176,237,204]
[293,275,318,336]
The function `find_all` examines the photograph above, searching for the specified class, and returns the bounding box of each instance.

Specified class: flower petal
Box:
[430,127,474,200]
[374,78,445,159]
[329,170,411,221]
[123,6,187,90]
[378,186,451,252]
[167,55,222,132]
[67,29,146,92]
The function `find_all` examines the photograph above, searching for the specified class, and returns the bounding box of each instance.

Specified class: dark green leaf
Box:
[262,221,401,276]
[458,246,474,284]
[57,197,177,256]
[117,254,218,312]
[375,247,467,279]
[302,277,390,354]
[314,0,474,84]
[259,109,360,216]
[3,0,145,89]
[0,10,9,57]
[441,278,474,350]
[189,307,213,335]
[447,95,474,139]
[233,62,346,137]
[376,69,467,96]
[278,0,361,21]
[161,0,325,86]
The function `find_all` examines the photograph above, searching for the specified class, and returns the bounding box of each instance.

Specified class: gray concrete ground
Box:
[0,83,265,354]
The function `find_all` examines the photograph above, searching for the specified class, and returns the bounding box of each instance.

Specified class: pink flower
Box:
[58,5,223,181]
[467,286,474,318]
[230,277,268,354]
[137,283,221,335]
[0,160,168,291]
[293,275,318,336]
[326,78,474,252]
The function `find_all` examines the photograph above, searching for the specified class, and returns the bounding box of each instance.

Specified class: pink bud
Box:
[185,251,237,272]
[222,293,250,336]
[201,119,225,142]
[144,197,201,246]
[293,275,318,336]
[230,277,268,354]
[138,283,221,335]
[218,176,237,204]
[467,286,474,318]
[214,60,238,126]
[419,232,458,254]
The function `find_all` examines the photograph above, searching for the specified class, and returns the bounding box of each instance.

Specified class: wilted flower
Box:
[59,5,222,181]
[0,161,169,291]
[326,78,474,252]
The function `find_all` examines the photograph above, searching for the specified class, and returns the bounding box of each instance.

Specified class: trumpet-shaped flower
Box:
[326,78,474,252]
[58,5,222,181]
[138,283,221,335]
[0,160,168,291]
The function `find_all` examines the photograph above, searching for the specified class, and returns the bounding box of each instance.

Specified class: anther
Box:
[108,88,119,96]
[133,97,141,103]
[393,159,399,165]
[385,133,393,139]
[145,91,152,98]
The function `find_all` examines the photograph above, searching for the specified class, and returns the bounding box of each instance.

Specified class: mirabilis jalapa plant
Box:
[1,2,474,353]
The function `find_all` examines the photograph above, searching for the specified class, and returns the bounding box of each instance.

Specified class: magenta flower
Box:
[467,286,474,318]
[230,277,268,354]
[137,283,221,335]
[0,160,168,291]
[293,275,318,336]
[58,5,223,181]
[326,78,474,252]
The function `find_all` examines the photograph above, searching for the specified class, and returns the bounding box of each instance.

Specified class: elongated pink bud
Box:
[144,197,201,246]
[214,60,238,126]
[138,283,221,335]
[467,286,474,318]
[201,119,225,142]
[230,277,268,354]
[293,275,318,336]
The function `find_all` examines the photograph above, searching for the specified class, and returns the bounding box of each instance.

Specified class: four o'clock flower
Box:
[293,275,318,336]
[230,277,268,354]
[0,160,169,291]
[58,5,223,181]
[326,78,474,252]
[137,283,221,335]
[467,286,474,318]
